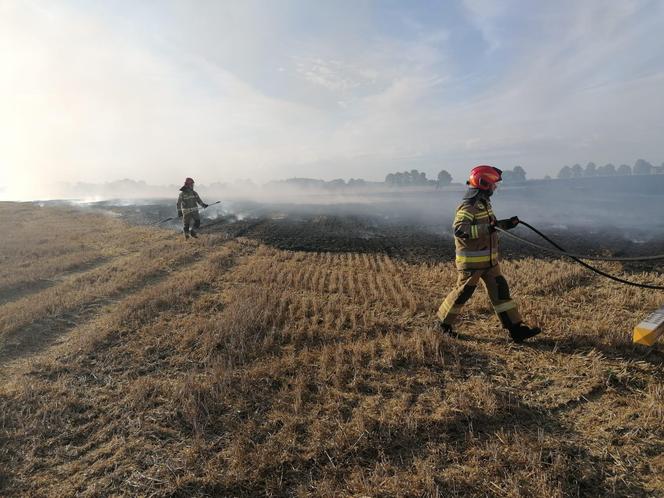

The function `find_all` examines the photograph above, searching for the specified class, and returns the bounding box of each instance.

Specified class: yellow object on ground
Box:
[633,304,664,346]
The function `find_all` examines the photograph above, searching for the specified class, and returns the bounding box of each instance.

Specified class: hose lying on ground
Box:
[496,221,664,290]
[156,201,222,225]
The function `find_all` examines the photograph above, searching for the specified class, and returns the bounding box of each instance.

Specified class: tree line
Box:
[557,159,664,179]
[385,166,528,187]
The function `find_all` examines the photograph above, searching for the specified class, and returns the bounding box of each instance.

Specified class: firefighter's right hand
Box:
[496,217,519,230]
[177,212,183,218]
[454,227,470,239]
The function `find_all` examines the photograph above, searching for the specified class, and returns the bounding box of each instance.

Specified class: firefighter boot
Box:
[190,229,198,238]
[435,321,458,338]
[183,228,190,240]
[508,323,541,343]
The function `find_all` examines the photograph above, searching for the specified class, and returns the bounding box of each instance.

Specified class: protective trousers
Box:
[437,264,522,329]
[182,211,201,234]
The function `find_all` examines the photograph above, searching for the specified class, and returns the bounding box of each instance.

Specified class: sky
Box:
[1,0,664,199]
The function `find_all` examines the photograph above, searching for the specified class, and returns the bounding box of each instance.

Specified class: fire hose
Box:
[495,221,664,290]
[155,201,221,224]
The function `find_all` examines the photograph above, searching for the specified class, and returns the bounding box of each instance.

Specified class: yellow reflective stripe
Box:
[493,300,516,313]
[456,210,474,221]
[456,254,492,263]
[470,225,479,238]
[439,301,460,315]
[474,208,494,216]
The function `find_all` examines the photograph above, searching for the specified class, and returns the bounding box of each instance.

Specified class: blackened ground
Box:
[46,199,664,269]
[223,215,664,274]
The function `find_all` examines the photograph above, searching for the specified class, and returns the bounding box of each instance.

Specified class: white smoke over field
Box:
[40,173,664,248]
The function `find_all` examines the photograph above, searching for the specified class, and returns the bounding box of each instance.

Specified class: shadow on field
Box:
[0,256,114,306]
[169,315,651,497]
[528,336,664,369]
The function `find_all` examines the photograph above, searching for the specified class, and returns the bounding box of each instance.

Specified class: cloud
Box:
[1,0,663,200]
[460,0,510,52]
[0,1,329,196]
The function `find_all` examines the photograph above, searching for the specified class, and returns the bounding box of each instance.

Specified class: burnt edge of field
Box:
[47,199,664,266]
[197,213,664,268]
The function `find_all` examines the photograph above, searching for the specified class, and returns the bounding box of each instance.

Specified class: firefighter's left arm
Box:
[176,192,183,217]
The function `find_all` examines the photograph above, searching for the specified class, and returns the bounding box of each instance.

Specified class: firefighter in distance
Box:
[177,177,208,239]
[437,165,542,343]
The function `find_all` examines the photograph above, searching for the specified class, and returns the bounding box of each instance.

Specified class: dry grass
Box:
[1,202,663,497]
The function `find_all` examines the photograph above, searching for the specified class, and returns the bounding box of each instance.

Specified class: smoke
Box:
[38,173,664,246]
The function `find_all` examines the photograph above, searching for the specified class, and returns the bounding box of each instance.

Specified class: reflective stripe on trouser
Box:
[437,264,522,329]
[182,211,201,231]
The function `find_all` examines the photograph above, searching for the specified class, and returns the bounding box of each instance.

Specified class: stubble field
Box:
[1,201,663,497]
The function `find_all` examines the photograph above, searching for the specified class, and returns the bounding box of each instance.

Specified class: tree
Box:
[571,164,584,178]
[558,166,572,179]
[512,166,526,182]
[348,178,366,187]
[597,163,616,176]
[585,162,597,177]
[437,170,452,187]
[385,168,431,187]
[327,179,346,189]
[633,158,653,175]
[617,164,632,175]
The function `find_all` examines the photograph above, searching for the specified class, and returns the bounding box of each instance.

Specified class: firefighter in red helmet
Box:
[176,177,208,239]
[436,165,542,342]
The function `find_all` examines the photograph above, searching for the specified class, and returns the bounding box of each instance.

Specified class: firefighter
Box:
[176,177,208,239]
[436,165,542,343]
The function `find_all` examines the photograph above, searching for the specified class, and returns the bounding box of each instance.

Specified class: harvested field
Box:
[1,201,663,497]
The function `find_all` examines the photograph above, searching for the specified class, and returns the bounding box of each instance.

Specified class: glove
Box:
[454,227,470,239]
[202,203,209,209]
[496,216,519,230]
[177,212,183,218]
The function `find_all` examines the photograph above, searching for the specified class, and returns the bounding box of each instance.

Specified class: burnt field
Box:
[55,190,664,270]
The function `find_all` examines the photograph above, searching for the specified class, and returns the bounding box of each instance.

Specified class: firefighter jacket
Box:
[177,187,206,216]
[452,193,499,270]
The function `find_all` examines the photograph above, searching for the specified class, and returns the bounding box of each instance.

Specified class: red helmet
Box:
[468,165,502,190]
[184,177,194,186]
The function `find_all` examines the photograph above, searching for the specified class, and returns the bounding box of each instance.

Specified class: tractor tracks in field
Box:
[0,238,249,383]
[0,256,113,306]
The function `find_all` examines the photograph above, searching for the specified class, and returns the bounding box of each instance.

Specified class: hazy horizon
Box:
[2,1,664,200]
